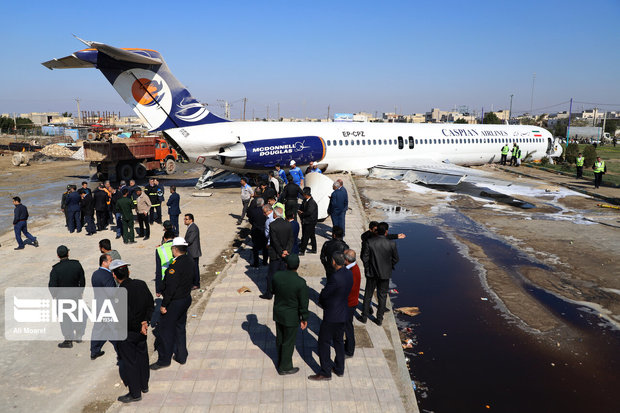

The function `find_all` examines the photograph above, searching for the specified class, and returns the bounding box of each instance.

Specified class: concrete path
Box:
[110,175,416,413]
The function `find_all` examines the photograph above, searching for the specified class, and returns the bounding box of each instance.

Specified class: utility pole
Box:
[602,110,607,141]
[277,102,280,121]
[566,98,573,145]
[243,97,247,121]
[75,98,81,125]
[252,108,255,121]
[327,105,330,121]
[481,107,484,124]
[530,73,536,115]
[267,105,269,121]
[509,94,514,124]
[592,107,597,127]
[225,101,230,119]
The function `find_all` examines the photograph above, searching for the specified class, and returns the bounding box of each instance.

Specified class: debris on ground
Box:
[71,146,85,160]
[40,144,75,158]
[480,297,489,301]
[192,192,213,197]
[237,286,252,294]
[395,306,421,317]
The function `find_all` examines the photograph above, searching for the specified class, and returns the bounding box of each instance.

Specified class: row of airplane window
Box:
[326,136,544,148]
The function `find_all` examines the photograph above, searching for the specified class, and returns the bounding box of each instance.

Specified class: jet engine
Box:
[219,136,325,169]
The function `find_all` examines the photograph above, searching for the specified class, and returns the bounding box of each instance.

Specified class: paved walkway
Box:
[111,175,414,413]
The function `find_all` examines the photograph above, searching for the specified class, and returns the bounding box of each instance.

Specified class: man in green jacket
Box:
[115,188,136,244]
[271,254,308,375]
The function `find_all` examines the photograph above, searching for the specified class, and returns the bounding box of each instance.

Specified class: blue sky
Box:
[1,0,619,119]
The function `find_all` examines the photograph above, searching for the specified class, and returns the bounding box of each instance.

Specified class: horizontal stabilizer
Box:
[42,55,95,70]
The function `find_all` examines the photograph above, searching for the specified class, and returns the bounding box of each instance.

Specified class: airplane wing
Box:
[369,159,489,186]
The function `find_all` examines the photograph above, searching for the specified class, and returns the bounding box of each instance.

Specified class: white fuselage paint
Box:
[165,121,554,174]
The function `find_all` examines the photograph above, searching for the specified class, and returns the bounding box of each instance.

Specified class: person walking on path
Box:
[150,237,193,370]
[271,254,308,375]
[115,189,136,244]
[111,260,154,403]
[360,222,399,326]
[309,252,353,381]
[135,187,152,240]
[575,153,585,178]
[298,187,318,255]
[12,196,38,250]
[344,249,361,357]
[90,253,116,360]
[166,185,180,235]
[593,156,607,189]
[328,180,348,236]
[239,177,253,225]
[184,214,202,289]
[500,143,510,165]
[49,245,85,348]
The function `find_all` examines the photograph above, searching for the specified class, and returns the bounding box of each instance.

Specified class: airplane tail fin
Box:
[42,38,228,131]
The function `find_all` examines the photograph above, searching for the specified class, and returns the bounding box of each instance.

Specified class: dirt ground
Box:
[355,168,620,343]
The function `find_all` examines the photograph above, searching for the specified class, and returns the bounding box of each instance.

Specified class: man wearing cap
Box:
[135,187,152,241]
[49,245,85,348]
[90,253,116,360]
[288,160,305,187]
[184,213,202,289]
[298,187,318,255]
[166,185,181,234]
[115,188,136,244]
[271,254,308,375]
[308,161,322,174]
[110,259,154,403]
[151,237,194,370]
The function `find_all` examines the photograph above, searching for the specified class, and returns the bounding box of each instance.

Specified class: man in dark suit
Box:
[298,187,318,255]
[93,183,110,231]
[65,185,82,233]
[360,222,399,326]
[309,251,353,381]
[184,213,202,289]
[151,237,194,369]
[262,206,293,300]
[111,260,154,403]
[90,253,117,360]
[327,180,348,236]
[271,254,308,375]
[279,175,304,221]
[80,188,97,235]
[248,198,268,267]
[48,245,85,348]
[320,226,349,277]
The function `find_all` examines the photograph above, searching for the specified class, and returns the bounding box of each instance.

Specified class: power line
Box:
[573,101,620,107]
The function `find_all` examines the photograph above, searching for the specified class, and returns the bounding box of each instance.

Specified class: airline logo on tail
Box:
[131,78,166,106]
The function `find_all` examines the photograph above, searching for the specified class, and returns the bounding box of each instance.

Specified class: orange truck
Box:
[84,136,178,181]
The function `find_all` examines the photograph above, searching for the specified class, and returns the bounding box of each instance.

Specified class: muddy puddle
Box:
[383,218,620,412]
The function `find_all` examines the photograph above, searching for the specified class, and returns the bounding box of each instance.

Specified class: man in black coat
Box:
[262,206,293,300]
[360,221,405,275]
[360,222,399,326]
[151,237,194,369]
[48,245,85,348]
[279,175,304,221]
[93,184,110,231]
[111,260,154,403]
[298,187,318,255]
[248,197,268,267]
[79,188,97,235]
[184,213,202,289]
[309,252,353,381]
[320,226,349,277]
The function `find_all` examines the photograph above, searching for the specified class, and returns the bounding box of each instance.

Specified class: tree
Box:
[553,118,568,137]
[605,119,619,136]
[0,116,14,131]
[582,145,597,168]
[454,118,468,124]
[482,112,502,124]
[62,112,73,117]
[565,142,579,164]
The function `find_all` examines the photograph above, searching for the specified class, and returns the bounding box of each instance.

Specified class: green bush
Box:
[582,145,597,168]
[540,156,550,166]
[565,142,579,164]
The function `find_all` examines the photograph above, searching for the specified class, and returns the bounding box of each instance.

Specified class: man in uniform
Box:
[514,145,522,166]
[576,152,585,178]
[154,178,165,224]
[111,259,154,403]
[288,160,305,187]
[308,161,322,174]
[309,252,353,381]
[65,185,82,233]
[93,183,110,231]
[184,213,202,289]
[298,187,318,255]
[145,178,160,225]
[510,142,518,166]
[12,196,38,250]
[500,143,510,165]
[115,188,136,244]
[360,222,399,326]
[271,254,308,375]
[280,174,304,221]
[275,163,288,186]
[166,185,181,235]
[61,184,71,228]
[320,226,349,277]
[49,245,85,348]
[593,156,607,189]
[151,237,193,369]
[262,206,293,300]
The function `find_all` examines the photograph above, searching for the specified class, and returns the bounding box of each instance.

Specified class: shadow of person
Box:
[241,314,278,369]
[296,309,321,373]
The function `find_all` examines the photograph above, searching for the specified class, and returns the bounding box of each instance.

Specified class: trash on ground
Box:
[237,286,252,294]
[191,192,213,197]
[395,306,421,317]
[436,237,444,240]
[480,297,489,301]
[191,314,197,318]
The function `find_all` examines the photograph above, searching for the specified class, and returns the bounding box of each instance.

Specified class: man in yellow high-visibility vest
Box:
[592,156,607,189]
[575,153,585,178]
[500,144,510,165]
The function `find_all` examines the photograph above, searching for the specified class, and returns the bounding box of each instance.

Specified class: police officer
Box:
[510,143,518,166]
[111,259,154,403]
[576,152,585,178]
[593,156,607,189]
[145,178,160,225]
[500,143,510,165]
[61,184,71,228]
[153,230,176,324]
[116,188,136,244]
[279,174,304,221]
[150,237,193,369]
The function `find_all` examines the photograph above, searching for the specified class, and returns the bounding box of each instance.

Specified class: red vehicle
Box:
[84,136,178,181]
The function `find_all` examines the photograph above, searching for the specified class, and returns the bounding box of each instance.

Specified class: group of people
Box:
[60,178,182,243]
[575,153,608,189]
[500,143,522,166]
